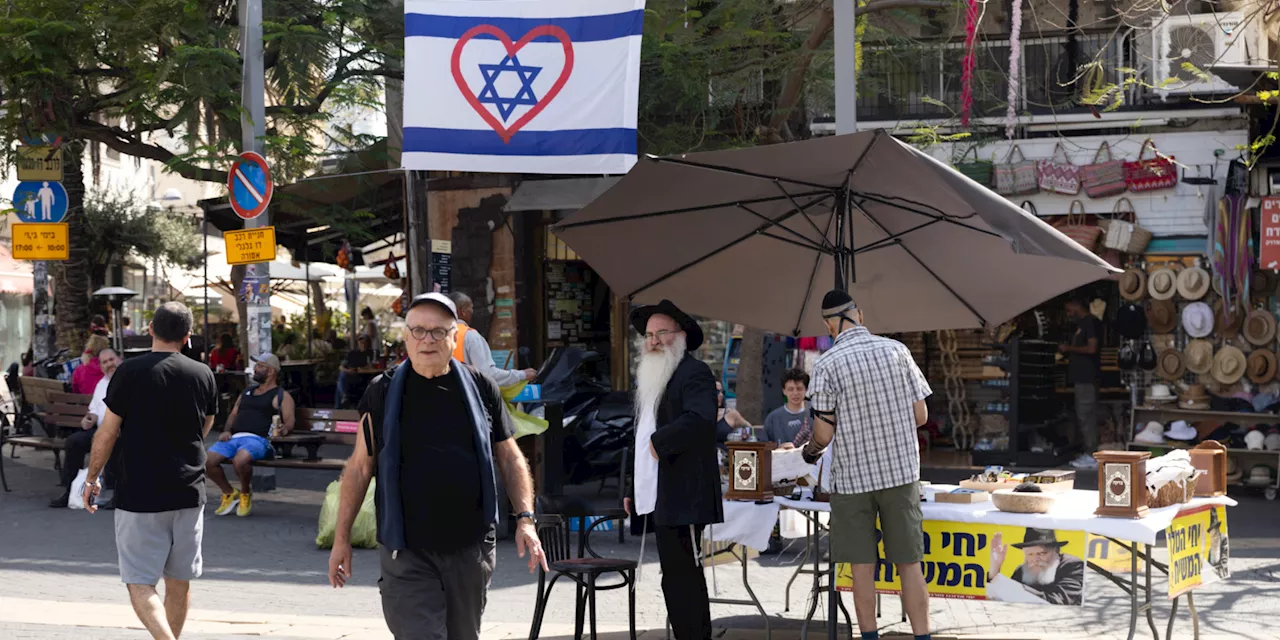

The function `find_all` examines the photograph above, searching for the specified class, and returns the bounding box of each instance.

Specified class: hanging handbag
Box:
[1099,197,1153,254]
[1124,139,1177,192]
[953,146,993,186]
[1054,200,1103,253]
[1080,142,1127,198]
[995,145,1038,195]
[1036,142,1081,194]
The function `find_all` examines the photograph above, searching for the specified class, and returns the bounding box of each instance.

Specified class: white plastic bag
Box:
[68,468,98,510]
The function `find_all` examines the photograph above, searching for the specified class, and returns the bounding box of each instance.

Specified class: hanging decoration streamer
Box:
[1005,0,1023,139]
[959,0,980,127]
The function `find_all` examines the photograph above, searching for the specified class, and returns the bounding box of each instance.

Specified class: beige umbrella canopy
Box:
[552,130,1118,337]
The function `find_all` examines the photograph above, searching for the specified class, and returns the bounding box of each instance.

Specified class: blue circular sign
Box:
[12,181,69,223]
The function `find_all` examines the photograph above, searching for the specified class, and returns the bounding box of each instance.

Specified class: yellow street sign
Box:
[16,146,64,182]
[225,226,277,265]
[11,223,69,260]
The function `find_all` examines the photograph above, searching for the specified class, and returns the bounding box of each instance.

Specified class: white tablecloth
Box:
[707,500,781,551]
[777,491,1237,546]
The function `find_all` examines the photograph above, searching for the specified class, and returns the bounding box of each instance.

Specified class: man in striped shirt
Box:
[801,290,933,640]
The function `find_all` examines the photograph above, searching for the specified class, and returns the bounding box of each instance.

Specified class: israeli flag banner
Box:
[403,0,644,174]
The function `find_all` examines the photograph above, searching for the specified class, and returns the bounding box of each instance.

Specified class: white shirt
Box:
[88,375,110,427]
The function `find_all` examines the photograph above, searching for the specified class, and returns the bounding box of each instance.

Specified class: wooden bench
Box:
[260,408,360,471]
[7,389,91,469]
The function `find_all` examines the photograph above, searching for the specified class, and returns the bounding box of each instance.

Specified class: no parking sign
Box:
[227,151,274,220]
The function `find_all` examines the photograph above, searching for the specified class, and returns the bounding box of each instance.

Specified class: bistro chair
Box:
[528,513,636,640]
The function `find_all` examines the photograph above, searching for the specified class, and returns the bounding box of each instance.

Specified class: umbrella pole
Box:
[833,190,854,293]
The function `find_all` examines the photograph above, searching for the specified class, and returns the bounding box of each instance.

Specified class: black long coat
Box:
[637,354,724,528]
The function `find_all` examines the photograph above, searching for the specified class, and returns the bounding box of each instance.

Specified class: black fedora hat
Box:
[630,300,704,351]
[1011,528,1069,549]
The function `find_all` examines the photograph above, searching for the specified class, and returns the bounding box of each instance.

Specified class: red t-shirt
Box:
[208,348,240,370]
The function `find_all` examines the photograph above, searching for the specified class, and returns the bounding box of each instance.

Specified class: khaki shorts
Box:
[830,482,924,565]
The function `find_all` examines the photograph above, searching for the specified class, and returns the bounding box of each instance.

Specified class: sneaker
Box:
[1069,454,1097,470]
[237,491,253,517]
[215,490,240,516]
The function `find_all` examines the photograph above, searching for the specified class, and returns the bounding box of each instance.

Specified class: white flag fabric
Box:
[403,0,644,174]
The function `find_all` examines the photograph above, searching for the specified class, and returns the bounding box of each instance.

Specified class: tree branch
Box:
[77,118,228,183]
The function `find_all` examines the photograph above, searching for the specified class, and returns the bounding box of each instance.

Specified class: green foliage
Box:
[0,0,401,184]
[81,190,202,277]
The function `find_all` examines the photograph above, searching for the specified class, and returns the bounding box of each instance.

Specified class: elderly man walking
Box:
[624,299,721,640]
[82,302,219,640]
[801,290,933,640]
[327,292,546,640]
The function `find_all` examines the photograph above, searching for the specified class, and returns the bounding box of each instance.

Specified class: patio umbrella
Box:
[552,130,1118,336]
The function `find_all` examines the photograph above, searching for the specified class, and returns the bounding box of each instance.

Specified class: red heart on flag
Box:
[450,24,575,144]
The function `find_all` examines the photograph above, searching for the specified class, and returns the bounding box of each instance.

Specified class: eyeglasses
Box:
[644,329,677,341]
[407,325,454,342]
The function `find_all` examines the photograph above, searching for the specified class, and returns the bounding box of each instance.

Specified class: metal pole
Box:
[834,0,857,135]
[306,262,312,358]
[240,0,270,358]
[203,216,209,363]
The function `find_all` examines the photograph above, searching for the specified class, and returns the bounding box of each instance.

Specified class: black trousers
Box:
[378,538,496,640]
[60,428,96,487]
[655,524,711,640]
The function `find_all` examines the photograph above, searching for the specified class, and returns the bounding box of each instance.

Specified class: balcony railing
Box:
[854,32,1131,123]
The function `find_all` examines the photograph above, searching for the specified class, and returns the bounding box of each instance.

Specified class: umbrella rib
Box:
[553,191,830,231]
[773,181,834,247]
[851,201,988,327]
[793,203,840,337]
[852,192,999,240]
[759,230,833,254]
[738,199,834,253]
[652,156,839,191]
[627,199,830,300]
[854,219,945,254]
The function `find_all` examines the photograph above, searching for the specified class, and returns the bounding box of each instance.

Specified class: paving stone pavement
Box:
[2,448,1279,639]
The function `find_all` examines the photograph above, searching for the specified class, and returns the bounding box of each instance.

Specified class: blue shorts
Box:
[209,434,273,461]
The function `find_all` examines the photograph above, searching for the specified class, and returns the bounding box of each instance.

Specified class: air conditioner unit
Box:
[1151,12,1256,97]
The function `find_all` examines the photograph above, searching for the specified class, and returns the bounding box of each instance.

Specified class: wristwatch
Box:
[515,511,537,525]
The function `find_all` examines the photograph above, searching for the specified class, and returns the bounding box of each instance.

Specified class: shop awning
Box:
[0,245,33,295]
[504,177,621,212]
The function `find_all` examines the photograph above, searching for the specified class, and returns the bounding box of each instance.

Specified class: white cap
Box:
[1245,430,1266,450]
[1265,432,1280,451]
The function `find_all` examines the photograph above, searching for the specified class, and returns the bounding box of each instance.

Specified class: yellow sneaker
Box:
[236,491,253,517]
[215,490,240,516]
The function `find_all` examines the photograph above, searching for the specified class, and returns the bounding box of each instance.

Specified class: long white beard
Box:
[634,335,686,421]
[1020,560,1058,586]
[631,334,685,517]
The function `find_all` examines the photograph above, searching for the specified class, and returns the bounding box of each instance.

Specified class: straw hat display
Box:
[1184,340,1215,375]
[1119,268,1147,301]
[1177,266,1211,300]
[1179,384,1211,410]
[1212,345,1247,385]
[1147,267,1178,300]
[1147,383,1177,404]
[1147,299,1177,334]
[1155,348,1186,380]
[1248,349,1278,384]
[1181,302,1215,338]
[1245,309,1277,346]
[1226,457,1242,484]
[1215,300,1244,339]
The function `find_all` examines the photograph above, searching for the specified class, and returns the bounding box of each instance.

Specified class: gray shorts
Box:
[114,507,204,585]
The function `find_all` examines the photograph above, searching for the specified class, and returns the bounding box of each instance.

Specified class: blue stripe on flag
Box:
[405,11,644,43]
[404,127,636,156]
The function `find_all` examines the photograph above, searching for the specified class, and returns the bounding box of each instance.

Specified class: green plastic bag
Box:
[316,478,379,549]
[500,381,549,440]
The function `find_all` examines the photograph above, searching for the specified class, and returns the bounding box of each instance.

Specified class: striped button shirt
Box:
[808,326,932,494]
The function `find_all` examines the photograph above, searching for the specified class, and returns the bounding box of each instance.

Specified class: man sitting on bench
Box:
[207,354,295,517]
[49,347,121,508]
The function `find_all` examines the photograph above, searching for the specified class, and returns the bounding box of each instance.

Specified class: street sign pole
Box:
[240,0,271,361]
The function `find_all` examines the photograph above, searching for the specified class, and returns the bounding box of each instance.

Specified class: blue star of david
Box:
[476,55,542,122]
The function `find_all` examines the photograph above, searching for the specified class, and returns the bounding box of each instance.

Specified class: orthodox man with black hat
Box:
[801,290,933,640]
[327,292,546,640]
[623,299,722,640]
[985,529,1084,605]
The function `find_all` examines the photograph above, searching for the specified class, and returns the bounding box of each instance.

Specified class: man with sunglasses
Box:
[327,293,545,640]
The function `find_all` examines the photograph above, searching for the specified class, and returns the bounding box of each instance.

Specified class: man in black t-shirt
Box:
[1059,298,1101,470]
[327,293,546,640]
[83,301,218,640]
